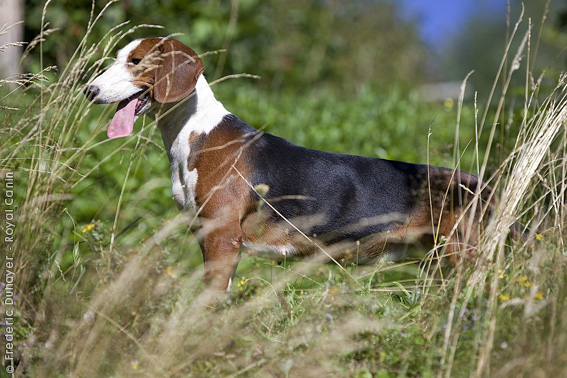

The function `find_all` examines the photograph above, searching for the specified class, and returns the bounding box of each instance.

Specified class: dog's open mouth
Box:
[107,92,150,139]
[135,93,150,115]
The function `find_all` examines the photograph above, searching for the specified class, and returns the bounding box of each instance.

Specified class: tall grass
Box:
[1,4,566,378]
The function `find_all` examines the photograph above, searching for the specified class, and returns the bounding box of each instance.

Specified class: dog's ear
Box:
[154,39,204,103]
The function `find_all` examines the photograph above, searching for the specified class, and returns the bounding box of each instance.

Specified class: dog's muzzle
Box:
[84,85,100,102]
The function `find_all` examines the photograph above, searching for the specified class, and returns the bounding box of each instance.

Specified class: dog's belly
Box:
[240,209,423,264]
[241,234,413,263]
[242,241,301,260]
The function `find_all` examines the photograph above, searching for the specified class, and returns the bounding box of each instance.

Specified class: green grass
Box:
[2,12,567,378]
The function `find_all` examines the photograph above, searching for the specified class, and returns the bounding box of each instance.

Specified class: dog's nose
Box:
[83,85,100,101]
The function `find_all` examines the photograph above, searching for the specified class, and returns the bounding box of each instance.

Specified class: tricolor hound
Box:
[85,38,492,291]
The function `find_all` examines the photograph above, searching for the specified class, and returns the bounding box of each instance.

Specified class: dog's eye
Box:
[131,58,141,65]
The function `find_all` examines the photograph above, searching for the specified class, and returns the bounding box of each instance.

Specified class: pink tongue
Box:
[107,96,138,139]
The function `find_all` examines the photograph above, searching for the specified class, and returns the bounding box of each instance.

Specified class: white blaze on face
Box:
[90,40,143,104]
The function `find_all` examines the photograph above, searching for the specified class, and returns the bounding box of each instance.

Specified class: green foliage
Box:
[23,0,425,93]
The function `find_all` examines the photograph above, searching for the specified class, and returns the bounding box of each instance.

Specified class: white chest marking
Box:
[169,125,199,212]
[159,75,230,212]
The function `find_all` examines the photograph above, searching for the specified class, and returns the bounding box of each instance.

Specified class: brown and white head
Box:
[84,38,204,139]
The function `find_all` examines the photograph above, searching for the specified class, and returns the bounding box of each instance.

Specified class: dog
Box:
[84,38,493,291]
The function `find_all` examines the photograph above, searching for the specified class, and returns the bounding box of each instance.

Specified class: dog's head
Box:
[84,38,204,139]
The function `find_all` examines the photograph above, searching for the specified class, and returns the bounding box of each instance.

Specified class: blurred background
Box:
[2,0,566,97]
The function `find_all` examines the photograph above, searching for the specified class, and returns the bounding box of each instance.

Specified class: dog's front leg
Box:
[200,223,243,292]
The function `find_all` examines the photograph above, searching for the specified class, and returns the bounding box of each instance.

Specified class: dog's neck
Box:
[155,75,229,153]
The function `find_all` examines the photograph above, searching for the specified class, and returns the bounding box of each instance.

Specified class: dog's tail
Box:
[454,172,532,246]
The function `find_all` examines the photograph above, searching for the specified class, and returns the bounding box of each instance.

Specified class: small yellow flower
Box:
[82,223,95,233]
[535,291,544,300]
[166,266,177,279]
[516,276,532,287]
[535,234,543,242]
[499,294,511,301]
[131,361,139,370]
[444,98,454,110]
[498,269,507,279]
